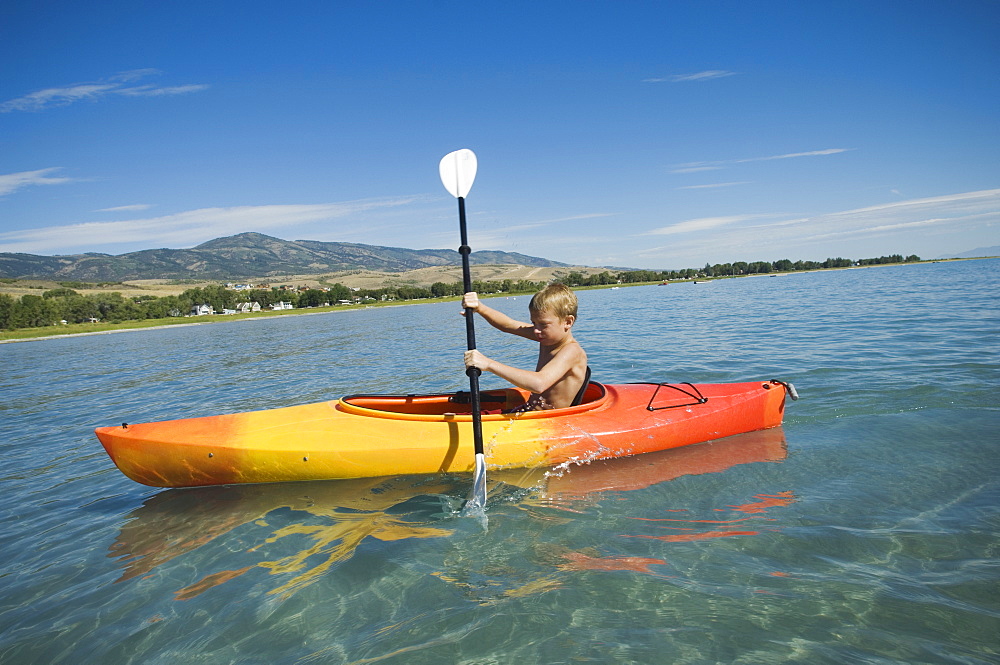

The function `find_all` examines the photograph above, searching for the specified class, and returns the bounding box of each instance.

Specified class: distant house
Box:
[190,303,214,316]
[271,301,294,311]
[236,301,262,314]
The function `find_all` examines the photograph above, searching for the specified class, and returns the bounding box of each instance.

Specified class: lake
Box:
[1,260,997,664]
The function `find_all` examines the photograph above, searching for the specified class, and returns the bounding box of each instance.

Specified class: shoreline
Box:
[2,258,991,344]
[0,301,414,344]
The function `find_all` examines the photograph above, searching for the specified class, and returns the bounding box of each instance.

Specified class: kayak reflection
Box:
[109,427,786,599]
[497,425,788,501]
[110,475,459,599]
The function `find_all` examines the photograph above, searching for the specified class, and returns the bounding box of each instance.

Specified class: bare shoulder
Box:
[561,339,588,368]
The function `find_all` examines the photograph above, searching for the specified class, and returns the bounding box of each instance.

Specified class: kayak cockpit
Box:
[337,382,609,421]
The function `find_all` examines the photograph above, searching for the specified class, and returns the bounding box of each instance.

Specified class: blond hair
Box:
[529,283,578,320]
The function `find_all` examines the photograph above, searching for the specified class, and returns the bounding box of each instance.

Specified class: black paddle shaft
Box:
[457,196,485,456]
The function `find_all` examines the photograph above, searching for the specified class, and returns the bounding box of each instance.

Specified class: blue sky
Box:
[1,1,998,269]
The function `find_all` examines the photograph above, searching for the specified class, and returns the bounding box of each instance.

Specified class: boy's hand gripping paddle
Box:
[438,149,487,513]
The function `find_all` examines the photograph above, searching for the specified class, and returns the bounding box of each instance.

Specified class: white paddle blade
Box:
[461,453,488,519]
[439,149,478,198]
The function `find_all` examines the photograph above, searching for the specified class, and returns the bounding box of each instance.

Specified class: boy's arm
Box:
[465,345,584,395]
[462,292,535,340]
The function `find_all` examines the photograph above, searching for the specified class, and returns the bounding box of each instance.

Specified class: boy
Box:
[462,283,588,411]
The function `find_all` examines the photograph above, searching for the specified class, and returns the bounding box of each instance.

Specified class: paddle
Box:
[438,148,487,512]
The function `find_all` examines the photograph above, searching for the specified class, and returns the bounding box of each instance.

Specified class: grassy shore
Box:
[0,298,431,343]
[0,291,561,344]
[0,280,648,344]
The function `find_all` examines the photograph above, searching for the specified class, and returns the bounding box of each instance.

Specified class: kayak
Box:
[95,380,795,488]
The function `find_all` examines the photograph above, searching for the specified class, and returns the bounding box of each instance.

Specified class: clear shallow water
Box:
[1,260,998,664]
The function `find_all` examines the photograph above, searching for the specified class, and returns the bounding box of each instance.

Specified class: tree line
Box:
[0,278,549,331]
[0,254,922,331]
[566,254,921,286]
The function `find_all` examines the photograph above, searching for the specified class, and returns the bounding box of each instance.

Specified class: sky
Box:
[1,0,998,269]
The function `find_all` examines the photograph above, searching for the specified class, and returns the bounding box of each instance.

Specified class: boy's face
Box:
[530,309,574,346]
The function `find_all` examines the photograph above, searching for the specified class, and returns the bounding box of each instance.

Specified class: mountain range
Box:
[940,246,1000,260]
[0,233,569,281]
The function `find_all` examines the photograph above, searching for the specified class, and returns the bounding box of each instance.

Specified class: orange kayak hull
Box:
[95,381,791,488]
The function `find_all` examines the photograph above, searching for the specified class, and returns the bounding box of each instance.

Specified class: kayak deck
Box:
[95,380,791,488]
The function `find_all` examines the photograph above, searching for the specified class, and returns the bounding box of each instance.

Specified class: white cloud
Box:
[522,213,617,226]
[1,70,208,112]
[677,181,750,190]
[637,188,1000,263]
[0,197,428,254]
[823,188,1000,220]
[0,168,75,196]
[111,69,160,82]
[644,70,737,83]
[737,148,852,163]
[116,84,209,97]
[96,204,154,212]
[669,165,723,174]
[646,215,769,236]
[671,149,851,174]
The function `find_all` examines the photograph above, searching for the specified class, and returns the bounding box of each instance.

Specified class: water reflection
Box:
[610,428,795,545]
[538,425,787,500]
[622,490,796,542]
[110,428,787,599]
[527,427,790,576]
[111,476,458,599]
